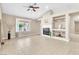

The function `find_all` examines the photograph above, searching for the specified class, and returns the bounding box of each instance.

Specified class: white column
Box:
[65,13,70,41]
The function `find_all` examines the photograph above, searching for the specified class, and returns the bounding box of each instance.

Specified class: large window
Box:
[16,18,30,32]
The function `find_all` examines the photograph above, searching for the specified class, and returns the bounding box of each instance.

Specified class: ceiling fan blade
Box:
[33,8,36,12]
[29,6,33,8]
[33,7,39,9]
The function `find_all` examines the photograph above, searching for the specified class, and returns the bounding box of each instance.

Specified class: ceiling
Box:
[1,3,79,20]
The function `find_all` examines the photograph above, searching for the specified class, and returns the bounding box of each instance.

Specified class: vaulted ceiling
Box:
[1,3,79,19]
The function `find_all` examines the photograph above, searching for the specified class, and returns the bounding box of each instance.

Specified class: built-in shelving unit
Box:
[41,10,79,42]
[41,13,70,41]
[51,14,70,41]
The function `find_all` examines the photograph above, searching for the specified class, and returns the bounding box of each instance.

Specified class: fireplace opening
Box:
[43,28,50,36]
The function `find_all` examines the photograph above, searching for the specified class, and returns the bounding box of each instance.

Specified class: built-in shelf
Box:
[52,29,66,32]
[51,14,69,41]
[51,36,68,41]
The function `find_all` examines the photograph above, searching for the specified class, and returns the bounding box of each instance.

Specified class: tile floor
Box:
[0,35,79,55]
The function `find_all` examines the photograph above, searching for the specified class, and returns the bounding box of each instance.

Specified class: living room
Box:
[0,3,79,55]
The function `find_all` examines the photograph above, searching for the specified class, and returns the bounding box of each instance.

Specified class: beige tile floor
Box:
[0,35,79,55]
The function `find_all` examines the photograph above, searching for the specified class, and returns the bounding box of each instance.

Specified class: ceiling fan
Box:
[24,3,39,12]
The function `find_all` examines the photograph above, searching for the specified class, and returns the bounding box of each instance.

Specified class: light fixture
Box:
[24,3,39,12]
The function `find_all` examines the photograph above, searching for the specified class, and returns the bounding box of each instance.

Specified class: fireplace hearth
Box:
[43,28,50,36]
